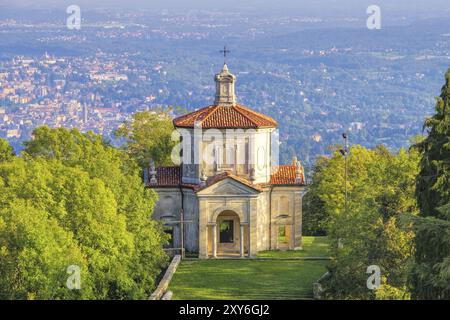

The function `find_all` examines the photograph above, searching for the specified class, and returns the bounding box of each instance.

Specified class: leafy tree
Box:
[302,156,328,236]
[0,201,90,300]
[375,277,411,300]
[311,145,419,299]
[115,109,176,167]
[0,138,14,162]
[0,127,169,299]
[23,127,169,288]
[411,69,450,299]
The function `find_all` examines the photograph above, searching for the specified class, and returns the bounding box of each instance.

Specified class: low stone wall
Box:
[149,255,181,300]
[313,271,330,300]
[161,291,173,300]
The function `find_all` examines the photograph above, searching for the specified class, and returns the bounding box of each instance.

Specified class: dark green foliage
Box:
[414,69,450,217]
[0,138,14,162]
[115,109,176,168]
[309,145,419,299]
[411,69,450,299]
[302,156,328,236]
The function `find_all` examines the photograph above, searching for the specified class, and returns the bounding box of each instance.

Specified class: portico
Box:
[208,210,249,258]
[196,174,260,259]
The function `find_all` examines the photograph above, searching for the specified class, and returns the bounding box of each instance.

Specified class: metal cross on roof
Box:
[220,45,231,64]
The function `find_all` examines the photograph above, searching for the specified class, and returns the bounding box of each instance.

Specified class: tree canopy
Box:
[0,126,168,299]
[0,138,14,163]
[302,156,328,236]
[308,145,419,299]
[115,109,176,167]
[411,68,450,299]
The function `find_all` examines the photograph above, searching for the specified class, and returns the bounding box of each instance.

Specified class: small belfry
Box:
[214,63,237,106]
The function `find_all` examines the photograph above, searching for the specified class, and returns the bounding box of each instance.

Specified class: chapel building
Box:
[146,63,306,258]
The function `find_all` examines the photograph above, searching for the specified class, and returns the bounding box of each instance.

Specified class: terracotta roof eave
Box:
[147,182,305,190]
[146,165,305,189]
[174,124,277,129]
[270,183,306,187]
[146,185,180,189]
[173,104,277,129]
[233,104,278,126]
[198,172,263,192]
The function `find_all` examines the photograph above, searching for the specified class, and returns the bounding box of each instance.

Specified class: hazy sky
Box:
[2,0,450,14]
[1,0,450,26]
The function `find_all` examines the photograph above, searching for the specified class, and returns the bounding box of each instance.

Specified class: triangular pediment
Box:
[197,177,260,196]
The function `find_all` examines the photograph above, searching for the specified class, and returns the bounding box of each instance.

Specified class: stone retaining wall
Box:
[313,271,330,300]
[149,255,181,300]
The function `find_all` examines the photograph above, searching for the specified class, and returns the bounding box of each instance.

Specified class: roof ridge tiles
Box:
[173,104,277,129]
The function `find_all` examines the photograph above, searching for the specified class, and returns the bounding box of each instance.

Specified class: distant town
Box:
[0,52,168,144]
[1,7,449,167]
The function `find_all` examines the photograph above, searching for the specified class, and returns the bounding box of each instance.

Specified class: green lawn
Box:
[257,236,330,259]
[169,259,327,300]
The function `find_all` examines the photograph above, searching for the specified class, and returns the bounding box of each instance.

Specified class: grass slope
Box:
[169,259,327,300]
[257,236,330,258]
[169,237,329,300]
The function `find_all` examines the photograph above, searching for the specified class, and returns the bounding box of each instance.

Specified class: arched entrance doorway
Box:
[210,210,247,257]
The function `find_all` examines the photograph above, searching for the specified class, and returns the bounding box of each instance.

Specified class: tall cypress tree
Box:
[412,69,450,299]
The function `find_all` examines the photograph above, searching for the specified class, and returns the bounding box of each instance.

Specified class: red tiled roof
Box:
[269,165,305,186]
[173,104,278,129]
[146,165,305,189]
[200,171,262,192]
[147,166,181,187]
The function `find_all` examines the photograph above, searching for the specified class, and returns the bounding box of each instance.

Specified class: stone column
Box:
[212,224,217,258]
[198,200,208,259]
[249,198,258,257]
[247,224,251,258]
[240,224,245,257]
[294,189,306,249]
